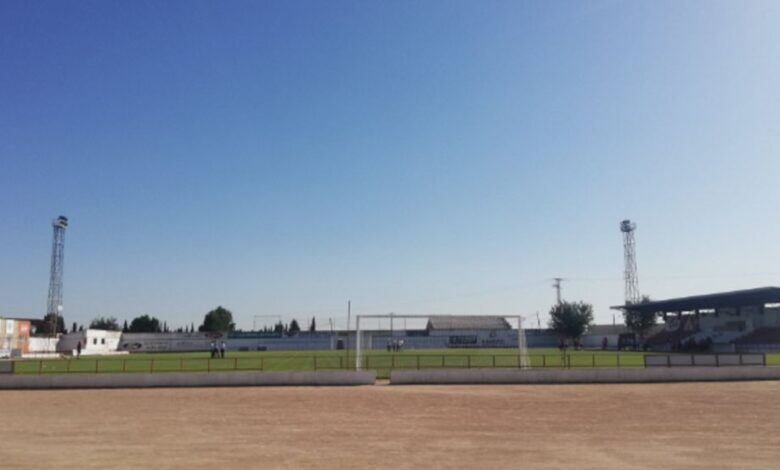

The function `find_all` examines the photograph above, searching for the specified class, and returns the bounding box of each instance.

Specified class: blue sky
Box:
[2,1,779,330]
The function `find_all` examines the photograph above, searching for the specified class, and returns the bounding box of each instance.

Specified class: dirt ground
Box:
[1,382,779,469]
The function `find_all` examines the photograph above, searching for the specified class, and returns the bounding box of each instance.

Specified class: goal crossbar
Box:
[354,314,529,371]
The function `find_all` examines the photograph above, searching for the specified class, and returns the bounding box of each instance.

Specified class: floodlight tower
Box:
[46,215,68,336]
[620,219,640,304]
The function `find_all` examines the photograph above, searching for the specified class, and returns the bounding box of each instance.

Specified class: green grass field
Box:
[11,348,780,379]
[11,348,656,379]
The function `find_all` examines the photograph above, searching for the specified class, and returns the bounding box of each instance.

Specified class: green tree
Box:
[288,319,301,336]
[309,317,316,332]
[548,301,594,341]
[623,295,656,342]
[37,313,66,335]
[90,316,121,331]
[273,321,284,335]
[199,306,235,332]
[122,320,129,333]
[129,315,162,333]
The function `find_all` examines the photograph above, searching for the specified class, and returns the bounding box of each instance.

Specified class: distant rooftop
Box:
[426,316,511,331]
[611,287,780,314]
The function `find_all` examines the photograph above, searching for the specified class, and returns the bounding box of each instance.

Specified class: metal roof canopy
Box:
[610,286,780,314]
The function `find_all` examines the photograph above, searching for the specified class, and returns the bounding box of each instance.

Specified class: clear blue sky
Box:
[2,1,779,330]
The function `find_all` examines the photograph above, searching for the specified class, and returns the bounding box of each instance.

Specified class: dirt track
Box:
[1,382,779,469]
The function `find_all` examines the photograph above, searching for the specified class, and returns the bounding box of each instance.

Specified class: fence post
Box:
[739,354,743,366]
[38,360,42,374]
[123,359,127,372]
[592,354,595,368]
[667,355,671,368]
[207,359,211,372]
[492,355,496,368]
[542,355,546,368]
[67,360,71,373]
[715,355,720,367]
[441,356,445,368]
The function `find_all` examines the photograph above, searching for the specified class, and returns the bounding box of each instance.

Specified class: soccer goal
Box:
[354,314,529,370]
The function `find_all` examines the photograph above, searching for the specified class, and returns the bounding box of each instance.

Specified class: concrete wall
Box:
[0,370,375,389]
[58,330,123,355]
[28,337,58,354]
[390,366,780,385]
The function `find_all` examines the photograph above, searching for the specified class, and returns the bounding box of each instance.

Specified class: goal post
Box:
[355,314,529,370]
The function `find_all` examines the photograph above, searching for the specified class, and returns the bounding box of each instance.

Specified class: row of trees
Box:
[41,302,657,340]
[37,307,236,335]
[548,296,656,342]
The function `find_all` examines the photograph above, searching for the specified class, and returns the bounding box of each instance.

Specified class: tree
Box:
[89,316,120,331]
[273,321,284,335]
[288,319,301,336]
[129,315,162,333]
[309,317,316,332]
[623,295,656,342]
[199,306,235,332]
[38,313,66,335]
[71,322,77,333]
[163,321,169,333]
[548,301,594,341]
[122,320,129,333]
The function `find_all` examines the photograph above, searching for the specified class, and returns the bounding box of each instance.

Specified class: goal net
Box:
[354,314,529,370]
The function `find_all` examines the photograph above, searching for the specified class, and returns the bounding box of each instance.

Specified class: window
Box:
[93,338,97,345]
[101,338,105,345]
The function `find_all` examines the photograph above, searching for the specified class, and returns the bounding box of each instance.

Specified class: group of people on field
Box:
[386,339,405,352]
[210,341,227,358]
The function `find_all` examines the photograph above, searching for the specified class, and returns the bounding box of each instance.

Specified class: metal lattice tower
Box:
[620,219,640,304]
[46,216,68,335]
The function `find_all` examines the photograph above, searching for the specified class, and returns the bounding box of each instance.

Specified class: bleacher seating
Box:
[644,324,697,350]
[735,327,780,345]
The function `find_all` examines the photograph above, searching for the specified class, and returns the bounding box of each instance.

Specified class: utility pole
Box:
[552,278,563,305]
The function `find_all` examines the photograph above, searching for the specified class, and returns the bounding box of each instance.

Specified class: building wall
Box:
[0,318,31,357]
[58,330,123,355]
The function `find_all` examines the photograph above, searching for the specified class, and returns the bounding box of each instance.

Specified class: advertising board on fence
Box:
[645,353,765,367]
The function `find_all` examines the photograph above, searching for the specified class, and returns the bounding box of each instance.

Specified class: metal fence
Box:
[7,352,651,375]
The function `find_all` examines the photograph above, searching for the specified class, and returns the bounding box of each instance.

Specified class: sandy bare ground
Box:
[1,382,779,469]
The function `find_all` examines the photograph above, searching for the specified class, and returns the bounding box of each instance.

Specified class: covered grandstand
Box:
[612,287,780,352]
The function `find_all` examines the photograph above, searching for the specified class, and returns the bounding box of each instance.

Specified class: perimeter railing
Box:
[6,352,655,375]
